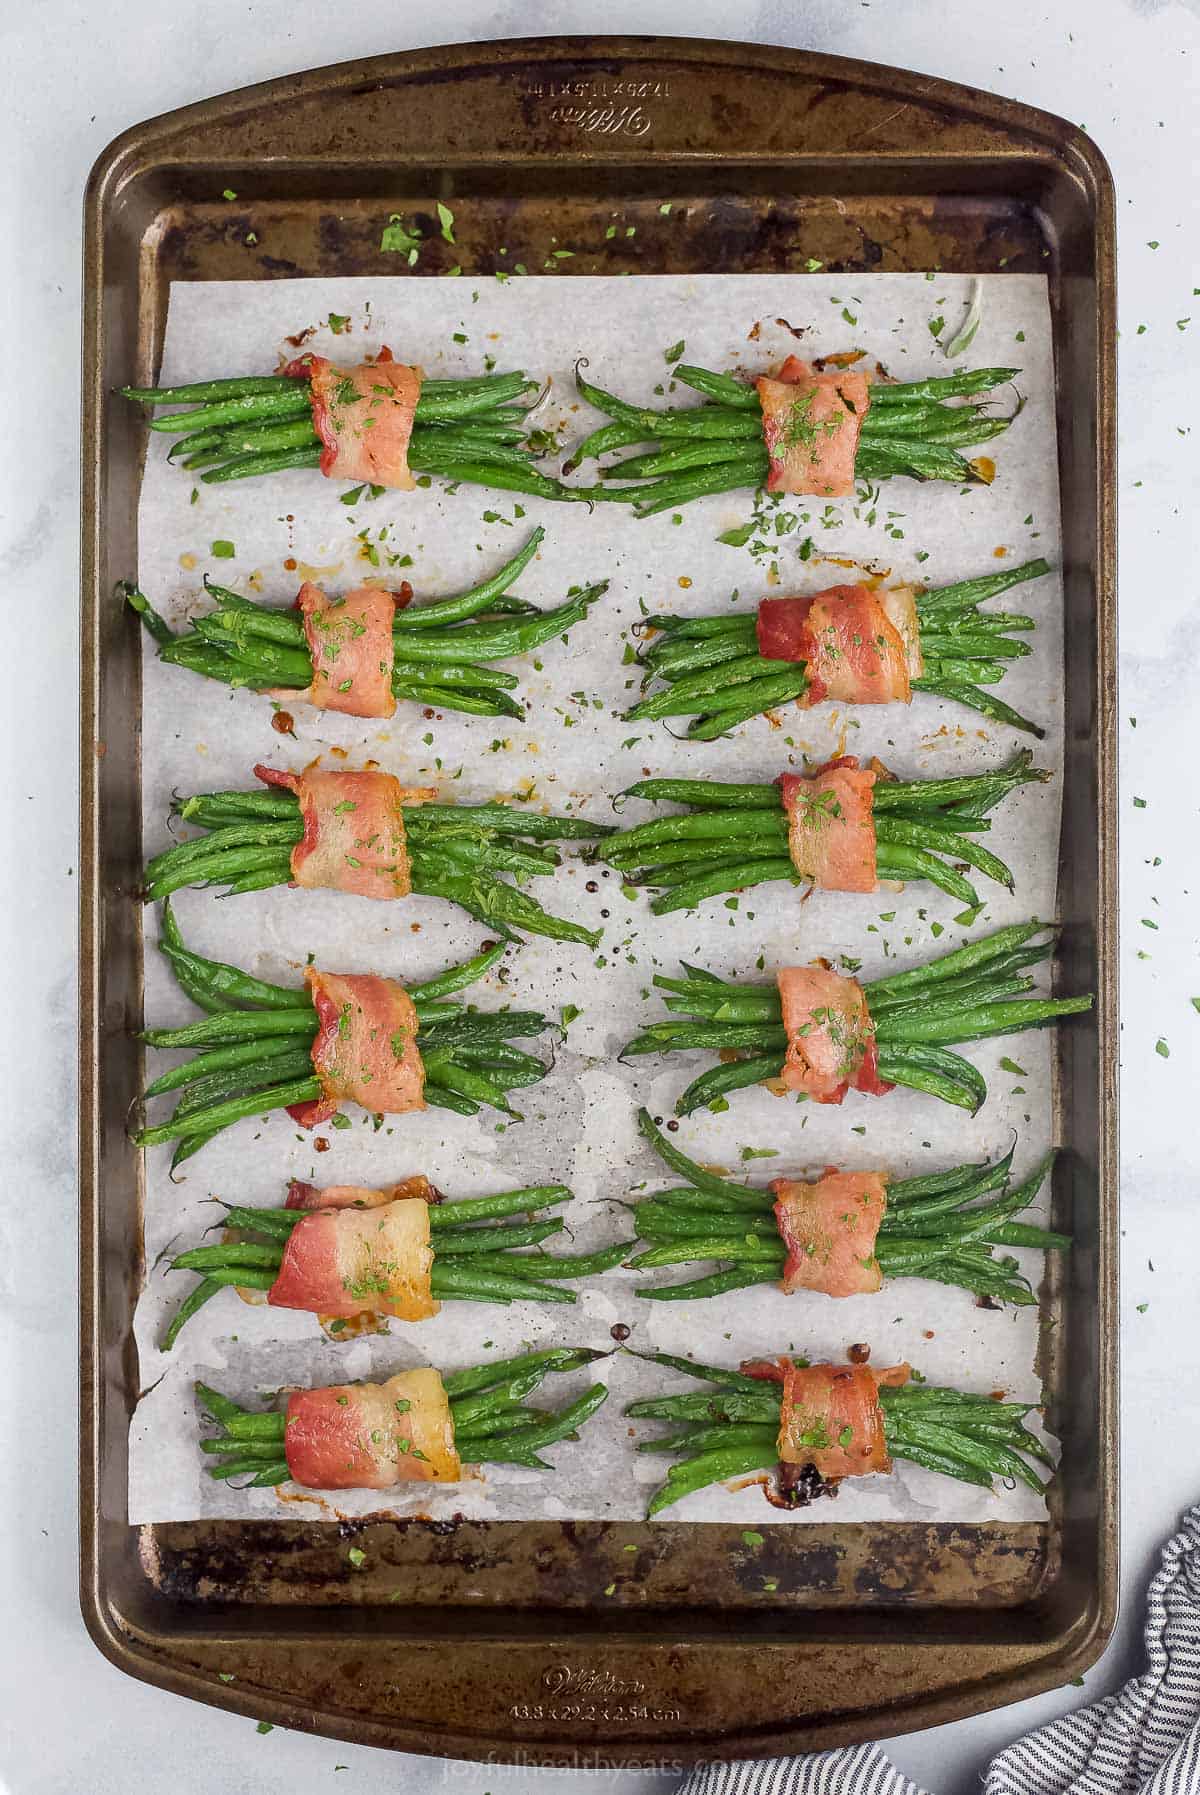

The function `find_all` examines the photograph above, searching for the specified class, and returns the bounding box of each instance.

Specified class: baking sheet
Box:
[128,271,1064,1524]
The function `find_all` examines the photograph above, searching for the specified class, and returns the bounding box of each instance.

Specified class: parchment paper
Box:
[129,272,1064,1524]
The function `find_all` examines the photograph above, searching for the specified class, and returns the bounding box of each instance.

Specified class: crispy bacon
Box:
[283,1368,461,1490]
[273,583,396,719]
[778,757,877,893]
[284,1175,435,1211]
[756,355,871,498]
[268,1196,438,1322]
[755,584,915,706]
[287,971,425,1128]
[771,1170,887,1296]
[741,1356,909,1481]
[254,764,434,900]
[877,585,925,683]
[285,353,421,488]
[775,964,892,1105]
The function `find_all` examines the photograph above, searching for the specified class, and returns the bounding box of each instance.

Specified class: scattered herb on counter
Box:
[380,214,422,260]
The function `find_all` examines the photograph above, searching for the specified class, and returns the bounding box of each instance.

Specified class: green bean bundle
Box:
[134,902,554,1168]
[143,775,613,949]
[621,919,1094,1116]
[163,1183,630,1349]
[566,362,1018,515]
[600,749,1048,916]
[198,1347,609,1488]
[626,1109,1064,1305]
[125,526,603,722]
[627,1350,1050,1517]
[121,365,568,500]
[627,558,1050,740]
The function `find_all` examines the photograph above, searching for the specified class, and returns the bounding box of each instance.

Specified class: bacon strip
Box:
[254,764,435,900]
[778,758,877,893]
[283,1368,461,1490]
[268,1197,438,1322]
[284,1175,436,1211]
[756,585,913,705]
[272,583,397,719]
[775,965,892,1105]
[771,1170,887,1296]
[285,353,421,489]
[756,356,871,498]
[741,1356,909,1481]
[288,970,425,1128]
[877,586,925,683]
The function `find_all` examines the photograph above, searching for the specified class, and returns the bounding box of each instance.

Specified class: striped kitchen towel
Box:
[676,1504,1200,1795]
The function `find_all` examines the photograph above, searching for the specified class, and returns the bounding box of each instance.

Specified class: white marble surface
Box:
[2,1,1195,1790]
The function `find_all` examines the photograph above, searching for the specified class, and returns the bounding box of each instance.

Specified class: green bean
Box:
[473,1242,632,1282]
[604,438,759,480]
[167,1050,315,1118]
[141,1008,316,1050]
[123,376,289,404]
[146,846,291,901]
[161,1277,224,1350]
[145,820,302,881]
[136,1079,322,1146]
[873,368,1021,403]
[444,1347,600,1400]
[911,677,1044,738]
[120,583,175,645]
[199,1437,284,1459]
[434,1219,565,1255]
[630,665,804,724]
[387,585,605,664]
[431,1265,573,1304]
[633,458,769,517]
[632,1237,783,1269]
[471,1385,609,1461]
[635,1109,771,1208]
[882,994,1094,1047]
[154,905,310,1009]
[407,942,508,1000]
[874,843,980,908]
[875,818,1014,888]
[624,776,778,809]
[674,366,760,409]
[638,1268,775,1301]
[145,391,314,435]
[642,612,757,642]
[646,1444,780,1515]
[220,1204,303,1238]
[185,419,321,464]
[875,1045,986,1111]
[684,677,811,738]
[394,528,545,628]
[865,921,1045,1001]
[860,402,960,436]
[174,1242,282,1273]
[919,558,1050,612]
[195,1383,247,1425]
[674,1055,786,1116]
[428,1186,571,1227]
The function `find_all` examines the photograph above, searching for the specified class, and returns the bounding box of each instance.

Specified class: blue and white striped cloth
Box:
[677,1506,1200,1795]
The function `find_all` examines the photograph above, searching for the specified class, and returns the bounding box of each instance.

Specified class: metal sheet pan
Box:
[80,36,1118,1765]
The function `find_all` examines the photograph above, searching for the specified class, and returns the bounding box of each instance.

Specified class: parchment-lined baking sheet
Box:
[128,272,1064,1524]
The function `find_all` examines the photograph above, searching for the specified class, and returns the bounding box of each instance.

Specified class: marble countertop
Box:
[3,1,1195,1789]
